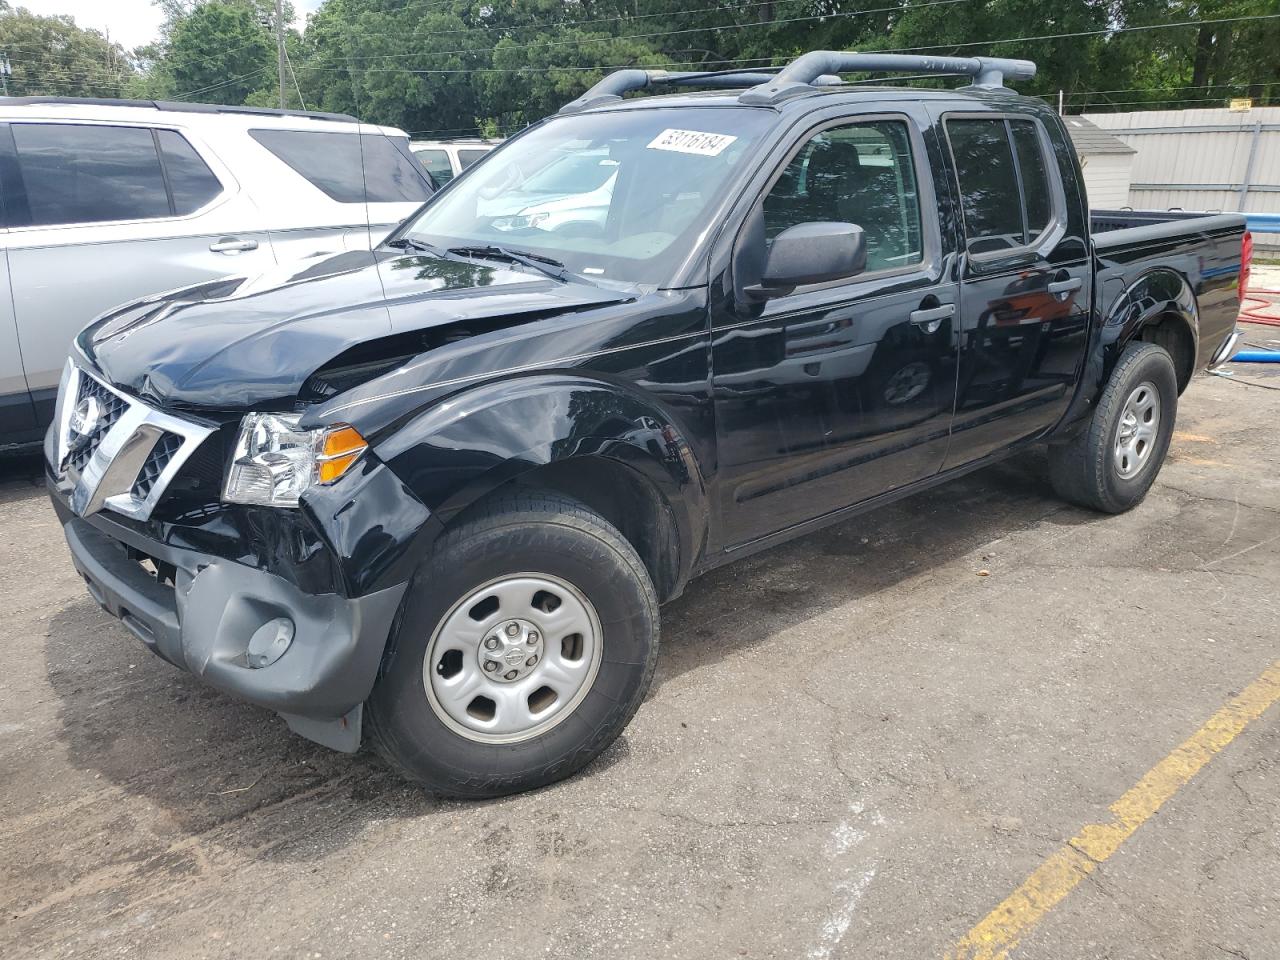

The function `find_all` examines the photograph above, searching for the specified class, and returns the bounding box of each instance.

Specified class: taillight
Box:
[1240,230,1253,302]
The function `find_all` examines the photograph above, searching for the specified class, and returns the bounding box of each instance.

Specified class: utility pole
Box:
[1058,89,1064,115]
[275,0,286,110]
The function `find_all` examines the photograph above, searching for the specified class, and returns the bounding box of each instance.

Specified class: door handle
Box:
[209,238,258,254]
[909,302,955,334]
[1047,276,1083,294]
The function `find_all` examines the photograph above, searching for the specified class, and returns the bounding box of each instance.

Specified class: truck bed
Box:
[1087,208,1245,375]
[1090,208,1246,247]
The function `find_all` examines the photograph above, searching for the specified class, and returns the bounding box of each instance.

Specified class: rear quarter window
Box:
[1009,120,1052,237]
[156,129,222,215]
[250,129,433,203]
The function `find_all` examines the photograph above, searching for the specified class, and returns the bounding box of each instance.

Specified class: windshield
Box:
[398,107,773,286]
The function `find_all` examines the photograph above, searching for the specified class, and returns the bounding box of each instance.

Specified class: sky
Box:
[17,1,326,51]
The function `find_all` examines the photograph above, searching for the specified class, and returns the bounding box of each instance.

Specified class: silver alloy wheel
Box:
[422,573,603,744]
[1113,380,1161,480]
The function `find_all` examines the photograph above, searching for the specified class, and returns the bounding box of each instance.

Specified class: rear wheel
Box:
[366,491,658,798]
[1048,341,1178,513]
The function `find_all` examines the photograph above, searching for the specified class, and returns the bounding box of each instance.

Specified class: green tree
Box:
[159,0,274,102]
[132,0,1280,121]
[297,0,486,134]
[483,30,670,130]
[0,5,134,97]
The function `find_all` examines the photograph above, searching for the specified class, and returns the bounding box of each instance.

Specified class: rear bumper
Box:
[1208,328,1241,370]
[53,484,406,751]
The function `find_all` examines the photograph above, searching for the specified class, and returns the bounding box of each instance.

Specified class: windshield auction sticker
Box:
[646,129,738,156]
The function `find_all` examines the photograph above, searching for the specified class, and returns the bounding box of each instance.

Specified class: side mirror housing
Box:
[745,222,867,300]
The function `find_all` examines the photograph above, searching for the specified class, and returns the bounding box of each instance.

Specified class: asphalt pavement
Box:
[2,336,1277,960]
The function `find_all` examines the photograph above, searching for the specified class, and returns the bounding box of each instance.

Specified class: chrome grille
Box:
[130,431,182,500]
[63,375,129,473]
[53,363,215,521]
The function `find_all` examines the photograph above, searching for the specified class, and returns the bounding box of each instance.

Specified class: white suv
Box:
[0,98,434,448]
[409,138,498,186]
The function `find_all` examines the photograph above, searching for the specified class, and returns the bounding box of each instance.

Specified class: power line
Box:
[327,0,962,61]
[17,7,1280,105]
[170,66,272,101]
[885,12,1280,55]
[300,0,970,64]
[1070,96,1262,109]
[1062,79,1279,98]
[275,12,1280,77]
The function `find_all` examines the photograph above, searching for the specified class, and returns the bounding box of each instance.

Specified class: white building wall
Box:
[1084,107,1280,250]
[1079,152,1134,208]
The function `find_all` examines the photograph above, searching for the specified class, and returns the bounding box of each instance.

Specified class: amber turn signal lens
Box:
[322,425,366,458]
[318,452,361,483]
[317,425,367,484]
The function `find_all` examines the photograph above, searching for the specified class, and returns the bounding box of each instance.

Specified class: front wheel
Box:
[365,491,659,798]
[1048,341,1178,513]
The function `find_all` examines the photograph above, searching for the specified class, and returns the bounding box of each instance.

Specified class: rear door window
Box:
[413,148,453,185]
[250,129,433,203]
[156,129,222,214]
[12,123,171,227]
[946,116,1057,255]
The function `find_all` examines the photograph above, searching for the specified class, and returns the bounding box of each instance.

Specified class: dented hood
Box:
[81,249,631,410]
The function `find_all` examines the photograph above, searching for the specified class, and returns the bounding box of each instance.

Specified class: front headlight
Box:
[223,412,367,507]
[492,212,549,232]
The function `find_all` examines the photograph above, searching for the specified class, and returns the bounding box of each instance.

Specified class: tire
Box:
[1048,341,1178,513]
[365,490,659,798]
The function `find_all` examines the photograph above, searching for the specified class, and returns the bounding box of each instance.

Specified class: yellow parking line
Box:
[946,660,1280,960]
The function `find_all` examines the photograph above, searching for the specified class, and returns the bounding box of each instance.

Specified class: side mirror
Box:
[745,222,867,300]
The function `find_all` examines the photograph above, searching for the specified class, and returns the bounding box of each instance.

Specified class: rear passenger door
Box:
[934,111,1092,467]
[2,121,275,421]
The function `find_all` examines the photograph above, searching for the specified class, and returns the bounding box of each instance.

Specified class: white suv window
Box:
[13,123,172,227]
[250,129,433,203]
[8,123,222,228]
[413,147,453,185]
[156,129,222,215]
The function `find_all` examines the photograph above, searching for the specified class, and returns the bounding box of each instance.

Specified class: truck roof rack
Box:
[0,96,360,124]
[559,67,843,113]
[739,52,1036,104]
[559,51,1036,113]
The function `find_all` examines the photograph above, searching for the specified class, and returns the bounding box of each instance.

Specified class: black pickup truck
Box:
[46,52,1248,797]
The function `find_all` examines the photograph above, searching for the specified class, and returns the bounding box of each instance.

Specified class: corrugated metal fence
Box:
[1085,107,1280,251]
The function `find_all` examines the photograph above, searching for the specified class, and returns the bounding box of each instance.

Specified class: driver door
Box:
[712,112,961,549]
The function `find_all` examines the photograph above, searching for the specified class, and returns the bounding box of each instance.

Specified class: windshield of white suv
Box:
[397,107,773,286]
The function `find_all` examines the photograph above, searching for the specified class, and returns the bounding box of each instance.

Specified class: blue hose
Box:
[1231,350,1280,363]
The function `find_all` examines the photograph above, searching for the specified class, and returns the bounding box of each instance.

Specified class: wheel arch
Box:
[370,373,708,603]
[1051,265,1198,442]
[1113,267,1198,394]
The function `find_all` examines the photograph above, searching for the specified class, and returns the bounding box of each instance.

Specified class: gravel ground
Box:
[1,337,1277,960]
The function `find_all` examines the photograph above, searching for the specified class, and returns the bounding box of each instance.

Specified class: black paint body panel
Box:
[47,86,1245,606]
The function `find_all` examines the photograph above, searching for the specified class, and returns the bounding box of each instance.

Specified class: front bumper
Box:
[53,487,406,752]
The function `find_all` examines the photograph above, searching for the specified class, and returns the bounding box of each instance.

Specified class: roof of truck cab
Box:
[575,84,1052,115]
